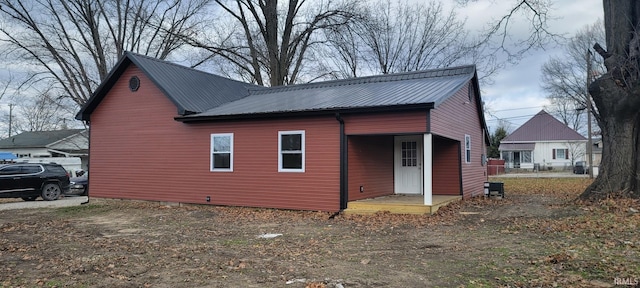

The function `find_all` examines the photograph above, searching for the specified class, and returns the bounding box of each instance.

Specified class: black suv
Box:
[0,163,70,201]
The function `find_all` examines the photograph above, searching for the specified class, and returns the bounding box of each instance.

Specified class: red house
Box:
[77,53,490,212]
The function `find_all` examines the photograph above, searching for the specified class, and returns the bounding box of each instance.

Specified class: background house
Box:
[76,52,490,212]
[0,129,89,172]
[499,110,587,171]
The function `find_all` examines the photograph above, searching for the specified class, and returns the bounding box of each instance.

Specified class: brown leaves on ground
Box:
[1,177,639,288]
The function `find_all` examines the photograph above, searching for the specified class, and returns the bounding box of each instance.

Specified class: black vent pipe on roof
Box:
[335,112,348,211]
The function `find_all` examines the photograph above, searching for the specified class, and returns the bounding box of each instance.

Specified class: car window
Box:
[22,165,43,174]
[0,165,23,175]
[47,165,67,174]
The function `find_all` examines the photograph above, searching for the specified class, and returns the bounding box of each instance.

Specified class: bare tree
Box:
[460,0,640,200]
[4,85,74,133]
[541,21,605,134]
[0,0,211,106]
[455,0,560,65]
[317,0,501,82]
[581,0,640,199]
[185,0,360,86]
[565,141,586,168]
[358,1,472,74]
[320,21,364,79]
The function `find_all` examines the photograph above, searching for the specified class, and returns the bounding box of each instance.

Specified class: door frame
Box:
[393,135,423,195]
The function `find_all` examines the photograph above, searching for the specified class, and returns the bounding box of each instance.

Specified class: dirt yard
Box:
[1,178,639,288]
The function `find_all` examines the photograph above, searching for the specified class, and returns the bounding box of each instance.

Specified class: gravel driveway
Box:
[0,196,89,211]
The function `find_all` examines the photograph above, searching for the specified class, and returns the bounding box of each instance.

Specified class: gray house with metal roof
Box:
[0,129,87,158]
[499,110,587,171]
[76,52,490,213]
[0,129,88,171]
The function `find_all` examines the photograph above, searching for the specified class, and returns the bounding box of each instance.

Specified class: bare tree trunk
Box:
[581,0,640,199]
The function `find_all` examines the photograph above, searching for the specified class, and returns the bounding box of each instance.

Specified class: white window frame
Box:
[278,130,305,172]
[210,133,233,172]
[521,151,532,163]
[554,148,567,160]
[464,134,471,163]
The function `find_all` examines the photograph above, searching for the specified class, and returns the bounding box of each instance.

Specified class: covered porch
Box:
[344,133,463,214]
[344,194,462,214]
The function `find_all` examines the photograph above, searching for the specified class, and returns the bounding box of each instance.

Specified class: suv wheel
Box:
[21,196,38,201]
[41,183,61,201]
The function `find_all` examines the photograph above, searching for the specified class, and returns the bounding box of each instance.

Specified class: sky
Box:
[450,0,605,132]
[0,0,606,135]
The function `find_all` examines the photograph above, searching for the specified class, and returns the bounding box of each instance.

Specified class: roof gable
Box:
[180,65,476,119]
[502,110,587,142]
[0,129,85,149]
[76,52,259,120]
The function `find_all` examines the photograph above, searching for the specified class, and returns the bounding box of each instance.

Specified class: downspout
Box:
[81,121,90,205]
[335,113,348,211]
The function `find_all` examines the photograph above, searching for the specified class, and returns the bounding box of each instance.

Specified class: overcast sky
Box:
[451,0,604,132]
[0,0,605,135]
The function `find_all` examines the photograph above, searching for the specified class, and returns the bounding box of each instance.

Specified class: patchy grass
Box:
[0,177,638,287]
[55,203,109,216]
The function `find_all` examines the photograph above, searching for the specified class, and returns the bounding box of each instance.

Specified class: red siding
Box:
[432,137,461,195]
[90,65,341,211]
[430,82,487,198]
[343,111,427,135]
[347,135,394,201]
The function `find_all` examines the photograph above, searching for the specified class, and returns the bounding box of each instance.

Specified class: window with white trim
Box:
[278,130,305,172]
[553,148,568,160]
[464,134,471,163]
[210,133,233,172]
[521,151,532,163]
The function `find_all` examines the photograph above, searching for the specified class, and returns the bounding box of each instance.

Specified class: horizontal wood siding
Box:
[343,111,427,135]
[347,135,394,201]
[432,137,461,195]
[430,81,486,198]
[90,65,341,211]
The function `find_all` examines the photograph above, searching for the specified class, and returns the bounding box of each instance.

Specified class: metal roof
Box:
[501,110,587,142]
[77,52,260,120]
[498,143,535,151]
[184,66,476,119]
[0,129,85,149]
[128,53,259,114]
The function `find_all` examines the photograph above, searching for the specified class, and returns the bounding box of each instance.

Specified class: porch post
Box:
[423,133,433,205]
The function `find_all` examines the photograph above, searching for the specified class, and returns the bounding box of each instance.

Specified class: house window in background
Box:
[553,148,568,160]
[521,151,532,163]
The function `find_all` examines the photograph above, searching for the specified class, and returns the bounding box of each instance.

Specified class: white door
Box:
[394,135,423,194]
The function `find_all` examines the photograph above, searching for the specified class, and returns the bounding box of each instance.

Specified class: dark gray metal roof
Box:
[128,53,259,114]
[0,129,85,149]
[185,65,476,118]
[502,110,587,142]
[77,52,260,120]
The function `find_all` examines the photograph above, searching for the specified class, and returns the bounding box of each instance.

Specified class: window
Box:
[553,148,568,160]
[279,130,305,172]
[401,141,418,167]
[0,165,22,175]
[464,135,471,163]
[210,133,233,172]
[22,165,44,174]
[521,151,532,163]
[501,151,511,162]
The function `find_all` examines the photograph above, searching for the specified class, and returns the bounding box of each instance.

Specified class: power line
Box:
[490,105,547,113]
